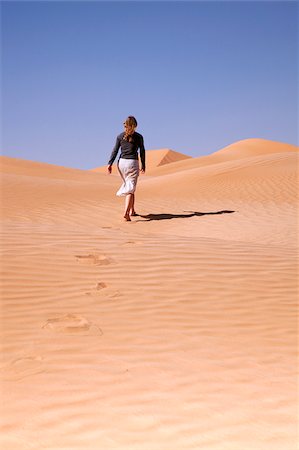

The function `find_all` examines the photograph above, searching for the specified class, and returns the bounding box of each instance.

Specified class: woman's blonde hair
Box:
[123,116,137,142]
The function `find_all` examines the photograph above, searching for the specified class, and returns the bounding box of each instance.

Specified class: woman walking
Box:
[107,116,146,221]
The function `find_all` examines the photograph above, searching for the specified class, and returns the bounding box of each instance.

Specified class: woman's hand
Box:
[108,165,112,174]
[141,168,145,174]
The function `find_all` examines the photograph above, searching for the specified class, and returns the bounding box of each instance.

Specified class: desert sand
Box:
[0,138,298,449]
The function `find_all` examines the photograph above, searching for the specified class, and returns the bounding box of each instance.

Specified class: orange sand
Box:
[0,138,298,449]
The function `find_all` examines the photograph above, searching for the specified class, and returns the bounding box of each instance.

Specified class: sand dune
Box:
[137,151,298,247]
[0,139,298,450]
[141,151,297,202]
[146,138,298,176]
[145,148,191,167]
[0,156,107,181]
[91,148,191,173]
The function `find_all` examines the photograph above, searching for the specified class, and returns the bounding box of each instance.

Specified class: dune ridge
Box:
[0,138,298,450]
[91,148,191,173]
[146,138,298,176]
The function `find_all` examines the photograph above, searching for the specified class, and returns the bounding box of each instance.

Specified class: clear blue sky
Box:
[1,1,298,169]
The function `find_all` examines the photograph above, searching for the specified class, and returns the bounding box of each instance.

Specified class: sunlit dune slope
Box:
[146,139,298,176]
[1,139,298,450]
[136,149,298,248]
[0,156,112,182]
[0,156,119,217]
[140,151,298,203]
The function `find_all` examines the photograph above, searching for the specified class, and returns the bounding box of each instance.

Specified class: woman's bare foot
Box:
[130,210,138,216]
[124,214,131,221]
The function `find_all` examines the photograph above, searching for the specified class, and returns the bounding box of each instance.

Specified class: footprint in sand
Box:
[1,355,45,381]
[121,240,143,246]
[96,282,107,290]
[85,282,121,299]
[42,314,103,335]
[75,254,113,266]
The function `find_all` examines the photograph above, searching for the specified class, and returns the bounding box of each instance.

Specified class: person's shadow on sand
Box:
[135,210,235,222]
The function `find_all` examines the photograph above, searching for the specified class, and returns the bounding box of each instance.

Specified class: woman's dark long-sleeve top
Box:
[108,132,146,171]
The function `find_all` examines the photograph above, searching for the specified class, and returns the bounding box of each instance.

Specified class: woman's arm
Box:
[108,135,121,167]
[139,135,146,172]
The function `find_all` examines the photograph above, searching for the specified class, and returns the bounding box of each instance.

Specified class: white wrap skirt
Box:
[116,158,140,197]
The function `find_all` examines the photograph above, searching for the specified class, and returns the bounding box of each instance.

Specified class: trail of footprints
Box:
[3,241,142,380]
[75,251,121,299]
[3,241,145,380]
[42,241,142,336]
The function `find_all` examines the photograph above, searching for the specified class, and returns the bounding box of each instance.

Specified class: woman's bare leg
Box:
[130,194,136,215]
[124,194,133,221]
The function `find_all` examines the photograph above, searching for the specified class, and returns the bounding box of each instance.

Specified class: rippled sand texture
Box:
[0,139,298,450]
